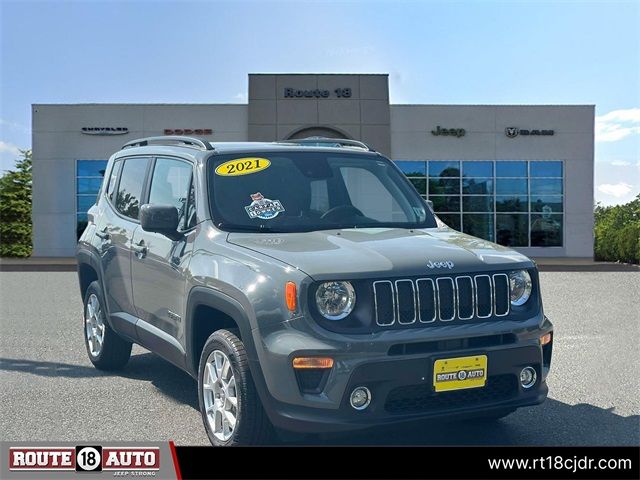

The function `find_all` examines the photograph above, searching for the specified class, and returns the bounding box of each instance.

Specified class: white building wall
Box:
[31,101,594,258]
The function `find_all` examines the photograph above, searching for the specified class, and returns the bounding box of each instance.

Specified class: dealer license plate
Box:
[433,355,487,392]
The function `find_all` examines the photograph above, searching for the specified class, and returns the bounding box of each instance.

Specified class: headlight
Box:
[509,270,532,306]
[315,281,356,320]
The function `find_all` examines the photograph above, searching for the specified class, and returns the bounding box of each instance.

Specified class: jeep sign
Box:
[431,126,466,138]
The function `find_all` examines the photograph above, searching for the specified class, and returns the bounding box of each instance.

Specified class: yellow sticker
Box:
[215,157,271,177]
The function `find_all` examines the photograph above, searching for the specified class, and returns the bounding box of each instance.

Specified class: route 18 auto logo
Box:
[9,446,160,475]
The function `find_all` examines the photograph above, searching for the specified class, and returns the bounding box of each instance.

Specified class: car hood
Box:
[227,227,534,280]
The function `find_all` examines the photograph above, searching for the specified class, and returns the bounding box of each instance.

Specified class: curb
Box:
[0,258,77,272]
[0,264,77,272]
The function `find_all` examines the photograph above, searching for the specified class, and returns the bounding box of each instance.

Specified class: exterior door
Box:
[131,157,195,353]
[100,157,150,322]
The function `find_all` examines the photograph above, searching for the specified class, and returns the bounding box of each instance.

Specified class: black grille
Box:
[387,333,517,356]
[494,275,510,316]
[456,277,474,319]
[396,280,416,324]
[373,281,395,326]
[476,275,492,317]
[416,279,436,322]
[373,273,511,327]
[437,278,455,320]
[385,375,518,414]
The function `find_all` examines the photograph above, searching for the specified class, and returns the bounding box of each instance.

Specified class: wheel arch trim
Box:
[185,286,258,377]
[76,248,112,320]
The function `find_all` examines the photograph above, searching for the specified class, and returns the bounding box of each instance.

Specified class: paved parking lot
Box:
[1,270,638,445]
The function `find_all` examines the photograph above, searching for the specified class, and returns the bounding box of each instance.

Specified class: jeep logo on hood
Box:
[427,260,454,269]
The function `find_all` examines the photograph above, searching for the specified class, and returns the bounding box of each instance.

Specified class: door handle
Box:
[133,240,148,259]
[96,227,110,240]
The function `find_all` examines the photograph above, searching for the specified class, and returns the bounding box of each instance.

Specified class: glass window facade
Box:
[76,160,108,239]
[395,160,564,247]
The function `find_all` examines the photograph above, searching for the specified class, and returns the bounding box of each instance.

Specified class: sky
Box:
[1,0,638,206]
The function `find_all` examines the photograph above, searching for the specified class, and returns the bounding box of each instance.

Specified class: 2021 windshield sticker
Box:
[245,192,285,220]
[215,157,270,176]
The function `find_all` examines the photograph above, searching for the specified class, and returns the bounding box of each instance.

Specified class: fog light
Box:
[349,386,371,410]
[520,367,537,389]
[540,333,552,346]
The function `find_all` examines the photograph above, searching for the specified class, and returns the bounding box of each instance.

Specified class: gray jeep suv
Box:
[76,136,553,446]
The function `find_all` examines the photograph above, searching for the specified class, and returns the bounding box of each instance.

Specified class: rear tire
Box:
[198,329,273,446]
[83,281,132,370]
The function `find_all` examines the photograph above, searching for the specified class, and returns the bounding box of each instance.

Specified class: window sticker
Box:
[215,157,270,176]
[244,192,285,220]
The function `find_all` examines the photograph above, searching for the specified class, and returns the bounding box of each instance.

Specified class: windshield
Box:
[208,151,437,233]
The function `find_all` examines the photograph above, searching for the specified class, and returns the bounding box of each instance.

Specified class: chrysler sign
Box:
[81,127,128,135]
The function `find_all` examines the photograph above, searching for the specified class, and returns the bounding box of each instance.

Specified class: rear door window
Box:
[106,160,122,202]
[115,157,150,220]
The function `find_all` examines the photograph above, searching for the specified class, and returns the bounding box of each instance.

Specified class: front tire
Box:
[198,329,272,446]
[83,281,132,370]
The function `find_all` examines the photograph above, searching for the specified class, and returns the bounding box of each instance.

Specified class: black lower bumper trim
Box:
[385,374,518,414]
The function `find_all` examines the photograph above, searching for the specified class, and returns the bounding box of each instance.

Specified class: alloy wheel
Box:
[202,350,238,441]
[85,293,105,357]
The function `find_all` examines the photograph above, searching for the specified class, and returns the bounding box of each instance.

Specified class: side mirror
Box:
[140,204,180,239]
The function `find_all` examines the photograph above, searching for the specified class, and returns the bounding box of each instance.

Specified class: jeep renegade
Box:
[76,136,553,446]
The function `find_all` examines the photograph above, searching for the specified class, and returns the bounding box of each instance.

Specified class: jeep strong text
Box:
[76,136,553,445]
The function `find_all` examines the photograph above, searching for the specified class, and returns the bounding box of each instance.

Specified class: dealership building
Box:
[32,73,594,258]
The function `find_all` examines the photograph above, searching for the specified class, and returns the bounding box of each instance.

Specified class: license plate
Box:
[433,355,487,392]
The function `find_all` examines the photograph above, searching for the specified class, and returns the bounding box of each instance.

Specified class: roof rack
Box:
[122,136,214,151]
[283,136,375,152]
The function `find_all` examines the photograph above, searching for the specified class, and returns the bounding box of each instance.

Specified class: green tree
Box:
[594,194,640,264]
[0,149,33,257]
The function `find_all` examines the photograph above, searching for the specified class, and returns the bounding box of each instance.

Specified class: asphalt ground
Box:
[1,270,638,445]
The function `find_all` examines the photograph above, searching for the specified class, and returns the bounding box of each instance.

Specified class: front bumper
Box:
[251,315,553,433]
